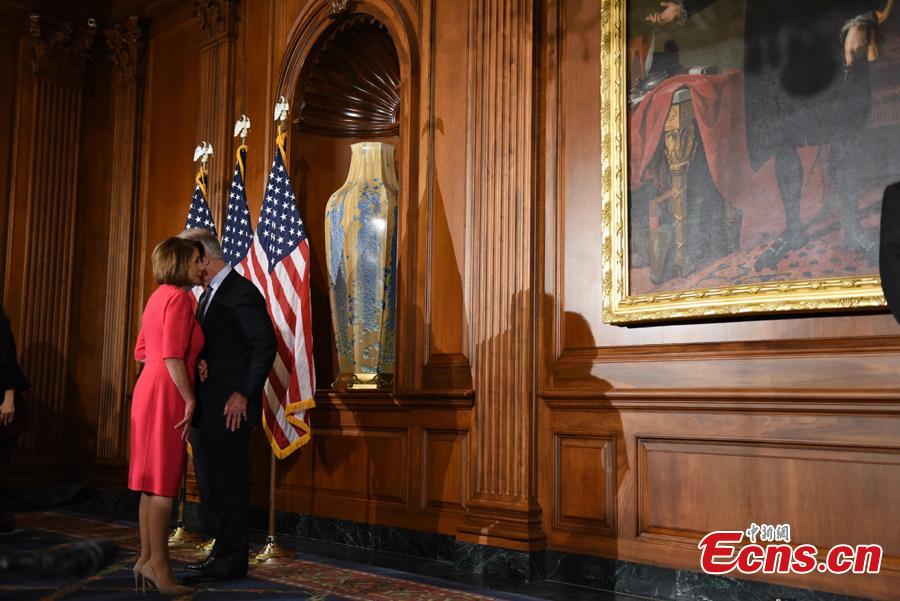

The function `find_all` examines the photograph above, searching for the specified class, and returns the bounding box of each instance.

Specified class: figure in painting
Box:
[626,0,900,293]
[647,0,882,271]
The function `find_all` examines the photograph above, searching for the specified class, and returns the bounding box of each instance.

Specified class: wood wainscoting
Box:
[239,392,474,537]
[538,1,900,598]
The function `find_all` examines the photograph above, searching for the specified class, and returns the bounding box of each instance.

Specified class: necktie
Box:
[196,287,212,321]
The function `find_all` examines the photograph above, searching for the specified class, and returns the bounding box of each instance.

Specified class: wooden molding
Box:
[95,15,144,465]
[195,0,238,227]
[422,353,472,390]
[555,337,900,365]
[459,0,545,549]
[104,16,143,83]
[9,24,90,464]
[194,0,238,44]
[314,389,474,410]
[457,500,546,550]
[543,388,900,414]
[327,0,356,18]
[0,4,27,36]
[28,14,97,88]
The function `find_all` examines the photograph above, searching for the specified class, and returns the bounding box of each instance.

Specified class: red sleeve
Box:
[161,292,194,360]
[134,326,146,361]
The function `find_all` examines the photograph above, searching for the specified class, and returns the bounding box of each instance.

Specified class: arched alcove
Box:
[286,12,403,389]
[296,16,400,137]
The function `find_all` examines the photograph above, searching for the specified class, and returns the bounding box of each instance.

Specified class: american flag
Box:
[184,172,218,236]
[247,135,315,458]
[221,147,254,275]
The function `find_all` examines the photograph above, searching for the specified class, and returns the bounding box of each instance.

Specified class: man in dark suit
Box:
[880,183,900,323]
[178,229,276,582]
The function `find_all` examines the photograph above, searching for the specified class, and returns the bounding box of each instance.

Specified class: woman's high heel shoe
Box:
[132,560,145,593]
[140,563,192,596]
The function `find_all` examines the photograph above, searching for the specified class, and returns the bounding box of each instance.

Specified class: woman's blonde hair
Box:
[151,237,199,286]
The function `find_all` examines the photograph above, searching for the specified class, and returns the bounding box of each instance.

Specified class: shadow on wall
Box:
[6,342,95,507]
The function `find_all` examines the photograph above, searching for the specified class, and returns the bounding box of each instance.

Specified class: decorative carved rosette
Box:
[29,14,97,88]
[328,0,356,18]
[194,0,238,44]
[105,16,143,84]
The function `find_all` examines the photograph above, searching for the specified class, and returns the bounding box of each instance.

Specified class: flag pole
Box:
[254,100,293,563]
[168,470,206,546]
[254,451,290,561]
[171,142,216,548]
[185,135,231,555]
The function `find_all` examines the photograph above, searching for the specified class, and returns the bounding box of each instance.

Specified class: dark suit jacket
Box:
[194,269,276,431]
[880,182,900,324]
[0,309,29,439]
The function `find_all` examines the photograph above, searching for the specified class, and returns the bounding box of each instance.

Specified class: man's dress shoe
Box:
[184,555,215,571]
[182,560,246,585]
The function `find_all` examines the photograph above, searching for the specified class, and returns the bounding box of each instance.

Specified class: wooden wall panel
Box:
[136,8,201,307]
[424,0,469,369]
[237,0,274,217]
[422,429,467,513]
[254,396,473,536]
[71,43,115,473]
[541,408,900,599]
[553,434,615,536]
[638,438,900,555]
[310,427,408,503]
[5,16,97,469]
[0,24,20,297]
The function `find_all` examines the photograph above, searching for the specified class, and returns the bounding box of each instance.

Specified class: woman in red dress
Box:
[129,237,205,594]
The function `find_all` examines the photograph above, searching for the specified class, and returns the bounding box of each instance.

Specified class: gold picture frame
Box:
[600,0,888,324]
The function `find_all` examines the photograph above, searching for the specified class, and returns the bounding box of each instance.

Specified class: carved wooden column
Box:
[95,17,143,466]
[457,0,545,552]
[195,0,238,227]
[13,16,96,461]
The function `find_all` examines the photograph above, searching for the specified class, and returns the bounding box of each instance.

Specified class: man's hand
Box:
[0,390,14,427]
[198,359,208,383]
[646,1,681,26]
[844,23,869,67]
[223,392,248,432]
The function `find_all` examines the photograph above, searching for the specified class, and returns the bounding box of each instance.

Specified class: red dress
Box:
[128,285,204,496]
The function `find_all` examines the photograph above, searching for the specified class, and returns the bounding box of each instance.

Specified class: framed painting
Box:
[601,0,899,323]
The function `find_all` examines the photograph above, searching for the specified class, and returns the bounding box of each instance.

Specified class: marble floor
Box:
[0,511,649,600]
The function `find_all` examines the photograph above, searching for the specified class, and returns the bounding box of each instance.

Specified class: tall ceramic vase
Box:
[325,142,399,389]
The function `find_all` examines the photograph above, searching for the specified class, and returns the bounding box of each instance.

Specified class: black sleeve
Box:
[830,0,881,25]
[880,184,900,325]
[683,0,718,17]
[0,314,30,393]
[234,284,277,400]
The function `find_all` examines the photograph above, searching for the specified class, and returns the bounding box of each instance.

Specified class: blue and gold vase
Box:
[325,142,398,389]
